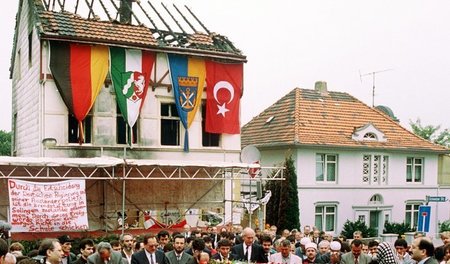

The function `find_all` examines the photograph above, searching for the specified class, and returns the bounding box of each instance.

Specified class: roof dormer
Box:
[352,123,387,142]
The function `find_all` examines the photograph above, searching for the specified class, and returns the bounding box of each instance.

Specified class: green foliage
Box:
[383,221,415,237]
[439,220,450,232]
[277,155,300,231]
[0,130,12,156]
[340,220,377,238]
[410,119,450,148]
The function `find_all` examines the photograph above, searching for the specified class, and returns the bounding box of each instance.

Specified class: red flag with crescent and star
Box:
[205,61,243,134]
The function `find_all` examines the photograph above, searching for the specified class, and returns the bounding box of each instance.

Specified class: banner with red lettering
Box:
[205,61,243,134]
[8,179,88,232]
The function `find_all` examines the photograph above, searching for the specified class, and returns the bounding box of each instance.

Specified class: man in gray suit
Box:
[88,242,124,264]
[411,237,438,264]
[340,239,372,264]
[165,235,194,264]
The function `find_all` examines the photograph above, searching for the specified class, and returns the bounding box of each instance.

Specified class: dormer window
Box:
[352,123,387,142]
[363,132,377,140]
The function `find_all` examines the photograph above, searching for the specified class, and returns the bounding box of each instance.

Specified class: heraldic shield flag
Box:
[49,41,109,144]
[205,61,243,134]
[110,47,156,143]
[167,54,206,152]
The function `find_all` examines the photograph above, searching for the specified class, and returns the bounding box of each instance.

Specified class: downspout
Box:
[39,40,48,157]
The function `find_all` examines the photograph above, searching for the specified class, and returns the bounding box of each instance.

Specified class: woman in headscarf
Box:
[374,242,400,264]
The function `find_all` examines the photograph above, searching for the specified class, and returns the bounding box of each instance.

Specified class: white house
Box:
[241,81,450,237]
[3,0,279,234]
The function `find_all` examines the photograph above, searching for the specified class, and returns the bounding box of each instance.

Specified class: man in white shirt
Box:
[270,239,302,264]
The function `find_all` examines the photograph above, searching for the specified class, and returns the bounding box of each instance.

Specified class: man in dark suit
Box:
[411,237,438,264]
[231,227,267,263]
[131,234,165,264]
[87,242,124,264]
[212,239,237,262]
[165,235,194,264]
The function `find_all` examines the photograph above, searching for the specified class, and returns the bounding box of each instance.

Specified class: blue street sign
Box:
[417,205,431,233]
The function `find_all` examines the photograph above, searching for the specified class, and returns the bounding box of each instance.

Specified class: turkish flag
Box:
[205,61,243,134]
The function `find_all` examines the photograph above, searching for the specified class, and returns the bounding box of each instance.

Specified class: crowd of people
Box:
[0,224,449,264]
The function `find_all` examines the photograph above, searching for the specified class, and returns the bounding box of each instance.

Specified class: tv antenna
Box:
[359,68,393,107]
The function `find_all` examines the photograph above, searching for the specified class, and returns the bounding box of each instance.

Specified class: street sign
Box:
[417,205,431,233]
[426,196,447,202]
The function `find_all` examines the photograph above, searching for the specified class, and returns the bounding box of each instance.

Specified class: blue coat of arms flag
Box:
[167,54,206,152]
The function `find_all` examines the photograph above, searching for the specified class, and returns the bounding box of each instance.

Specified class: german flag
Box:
[49,41,109,143]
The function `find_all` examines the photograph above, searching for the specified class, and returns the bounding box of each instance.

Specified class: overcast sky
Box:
[1,0,449,132]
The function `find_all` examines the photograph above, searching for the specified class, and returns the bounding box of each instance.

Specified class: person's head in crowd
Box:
[163,243,173,253]
[157,230,170,248]
[312,230,320,239]
[376,242,399,264]
[304,242,318,261]
[413,232,424,239]
[361,242,369,255]
[279,240,293,259]
[172,231,181,238]
[285,235,295,244]
[183,225,191,234]
[273,239,281,252]
[38,238,63,264]
[119,233,134,252]
[9,243,24,257]
[198,252,209,264]
[17,258,36,264]
[394,239,408,257]
[338,235,347,243]
[217,239,232,259]
[281,229,290,238]
[203,237,213,250]
[330,241,342,264]
[96,242,113,263]
[143,234,158,254]
[260,236,272,254]
[350,239,364,259]
[318,240,330,255]
[192,238,205,259]
[368,240,379,256]
[78,239,95,259]
[110,240,122,252]
[242,228,256,247]
[411,237,434,262]
[4,253,15,264]
[341,241,351,253]
[443,244,450,263]
[173,235,186,255]
[353,231,362,240]
[440,231,450,245]
[1,241,13,264]
[303,226,311,236]
[57,235,73,257]
[192,230,201,238]
[434,245,445,263]
[294,231,303,242]
[300,237,312,252]
[134,238,144,252]
[323,233,333,242]
[25,250,38,259]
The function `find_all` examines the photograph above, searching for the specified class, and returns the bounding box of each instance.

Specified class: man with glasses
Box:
[131,234,165,264]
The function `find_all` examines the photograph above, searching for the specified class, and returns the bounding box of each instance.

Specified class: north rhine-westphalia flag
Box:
[205,61,243,134]
[110,47,156,144]
[49,41,109,143]
[167,54,206,152]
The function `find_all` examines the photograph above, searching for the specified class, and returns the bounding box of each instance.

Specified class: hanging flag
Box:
[49,41,109,143]
[167,54,206,152]
[205,61,243,134]
[110,47,156,143]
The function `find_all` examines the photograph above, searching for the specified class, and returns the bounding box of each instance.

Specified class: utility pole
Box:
[359,69,393,107]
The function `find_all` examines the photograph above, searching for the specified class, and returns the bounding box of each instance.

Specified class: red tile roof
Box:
[241,88,448,152]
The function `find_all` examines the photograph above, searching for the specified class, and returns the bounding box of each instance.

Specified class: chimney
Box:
[314,81,328,94]
[120,0,133,24]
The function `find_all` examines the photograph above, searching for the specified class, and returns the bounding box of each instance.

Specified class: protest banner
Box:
[8,179,88,232]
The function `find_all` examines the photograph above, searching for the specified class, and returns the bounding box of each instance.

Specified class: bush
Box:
[383,222,414,238]
[439,220,450,232]
[340,220,377,238]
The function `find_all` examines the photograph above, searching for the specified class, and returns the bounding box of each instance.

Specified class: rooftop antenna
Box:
[359,68,393,107]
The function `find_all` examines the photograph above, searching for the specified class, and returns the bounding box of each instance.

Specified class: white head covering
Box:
[305,242,317,250]
[300,237,311,246]
[330,241,341,251]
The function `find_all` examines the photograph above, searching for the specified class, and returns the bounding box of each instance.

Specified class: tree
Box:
[0,130,11,156]
[383,221,415,238]
[276,155,300,231]
[340,220,377,238]
[410,119,450,148]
